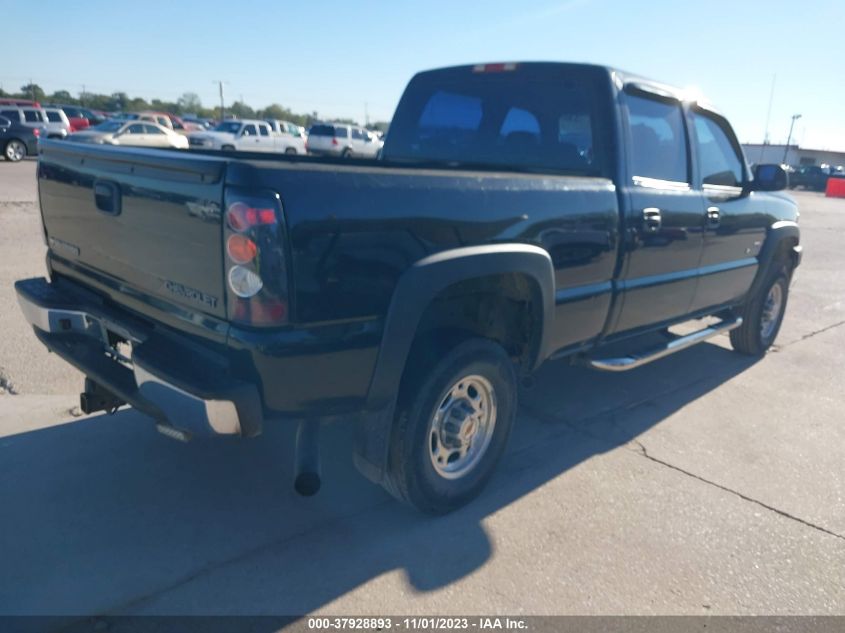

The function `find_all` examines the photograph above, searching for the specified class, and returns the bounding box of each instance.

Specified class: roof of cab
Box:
[416,62,725,117]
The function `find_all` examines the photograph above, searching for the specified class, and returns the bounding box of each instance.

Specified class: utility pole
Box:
[782,114,802,165]
[759,74,776,164]
[81,84,86,106]
[364,101,369,127]
[214,80,226,120]
[29,78,34,101]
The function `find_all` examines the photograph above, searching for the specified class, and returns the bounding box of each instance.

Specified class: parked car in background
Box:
[188,119,301,153]
[789,165,832,191]
[0,107,48,133]
[48,105,104,132]
[128,111,203,134]
[182,115,215,130]
[67,120,189,149]
[42,108,72,139]
[0,115,40,161]
[264,119,307,154]
[265,119,304,138]
[307,123,382,157]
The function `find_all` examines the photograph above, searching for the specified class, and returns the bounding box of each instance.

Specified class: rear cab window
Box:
[383,64,614,176]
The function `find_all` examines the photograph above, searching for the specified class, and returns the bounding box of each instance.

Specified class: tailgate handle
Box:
[94,180,121,216]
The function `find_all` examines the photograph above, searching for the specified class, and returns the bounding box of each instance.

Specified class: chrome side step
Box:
[586,317,742,372]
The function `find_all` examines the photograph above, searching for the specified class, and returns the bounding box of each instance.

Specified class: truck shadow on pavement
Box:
[0,339,759,619]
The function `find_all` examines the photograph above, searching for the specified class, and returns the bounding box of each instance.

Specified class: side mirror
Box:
[751,164,787,192]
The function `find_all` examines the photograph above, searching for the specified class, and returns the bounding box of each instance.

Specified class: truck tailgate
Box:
[38,142,228,319]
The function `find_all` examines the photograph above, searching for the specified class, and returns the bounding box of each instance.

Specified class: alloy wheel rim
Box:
[7,141,24,161]
[760,282,783,340]
[428,374,497,480]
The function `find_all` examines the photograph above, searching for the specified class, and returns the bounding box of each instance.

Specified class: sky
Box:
[2,0,843,150]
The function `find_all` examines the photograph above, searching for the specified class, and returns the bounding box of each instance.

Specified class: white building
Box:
[742,143,845,168]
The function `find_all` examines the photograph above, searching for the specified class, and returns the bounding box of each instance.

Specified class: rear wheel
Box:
[284,147,297,155]
[4,139,26,162]
[384,338,517,514]
[730,263,790,355]
[341,148,352,158]
[221,144,235,152]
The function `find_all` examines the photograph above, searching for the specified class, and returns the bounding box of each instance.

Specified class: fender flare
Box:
[353,243,555,484]
[748,220,801,299]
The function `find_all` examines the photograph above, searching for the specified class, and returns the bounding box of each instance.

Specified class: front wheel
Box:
[730,264,790,355]
[4,139,26,162]
[384,338,518,514]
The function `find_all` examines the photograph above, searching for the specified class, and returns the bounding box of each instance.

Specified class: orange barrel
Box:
[826,177,845,198]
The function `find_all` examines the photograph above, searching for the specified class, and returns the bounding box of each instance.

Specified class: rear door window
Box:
[626,93,689,184]
[335,126,349,139]
[242,124,258,136]
[259,124,270,137]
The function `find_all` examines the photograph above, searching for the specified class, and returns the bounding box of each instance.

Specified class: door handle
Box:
[706,206,721,228]
[642,207,661,232]
[93,180,121,216]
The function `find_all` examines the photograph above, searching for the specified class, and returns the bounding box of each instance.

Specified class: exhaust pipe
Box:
[294,420,321,496]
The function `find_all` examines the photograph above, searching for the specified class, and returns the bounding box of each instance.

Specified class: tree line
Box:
[2,83,389,131]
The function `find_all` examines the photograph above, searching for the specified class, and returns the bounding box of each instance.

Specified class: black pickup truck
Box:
[16,63,801,514]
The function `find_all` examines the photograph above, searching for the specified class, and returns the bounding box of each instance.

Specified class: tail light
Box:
[33,128,40,138]
[331,138,338,146]
[223,188,290,326]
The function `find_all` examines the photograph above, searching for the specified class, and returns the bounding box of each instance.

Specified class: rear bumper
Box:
[15,276,262,438]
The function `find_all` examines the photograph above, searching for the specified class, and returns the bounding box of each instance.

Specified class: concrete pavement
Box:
[0,160,843,618]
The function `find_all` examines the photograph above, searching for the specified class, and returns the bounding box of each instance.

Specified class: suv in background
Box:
[42,108,72,139]
[307,123,382,157]
[0,115,40,161]
[790,165,832,192]
[0,107,48,133]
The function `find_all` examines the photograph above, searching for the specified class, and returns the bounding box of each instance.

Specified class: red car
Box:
[51,105,105,132]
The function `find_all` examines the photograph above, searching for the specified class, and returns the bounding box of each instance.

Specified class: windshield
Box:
[214,121,242,134]
[91,121,123,132]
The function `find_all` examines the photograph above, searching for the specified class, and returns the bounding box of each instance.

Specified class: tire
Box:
[4,139,26,162]
[221,145,235,152]
[341,148,352,158]
[284,147,297,155]
[729,263,791,355]
[384,337,518,514]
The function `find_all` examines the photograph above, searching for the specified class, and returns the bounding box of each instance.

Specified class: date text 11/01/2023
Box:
[307,617,528,630]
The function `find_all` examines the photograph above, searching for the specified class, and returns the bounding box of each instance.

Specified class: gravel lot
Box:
[1,159,843,620]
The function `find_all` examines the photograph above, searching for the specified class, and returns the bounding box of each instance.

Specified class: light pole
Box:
[782,114,802,165]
